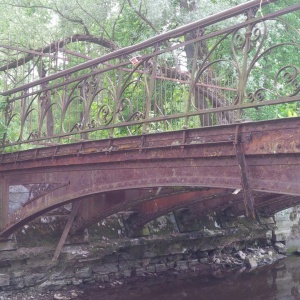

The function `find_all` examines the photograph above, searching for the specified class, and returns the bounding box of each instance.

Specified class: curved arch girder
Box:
[73,187,198,231]
[2,152,300,237]
[125,188,233,230]
[2,118,300,237]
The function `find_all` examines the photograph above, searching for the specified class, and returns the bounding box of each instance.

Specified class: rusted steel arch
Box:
[73,187,211,232]
[170,192,275,224]
[44,190,300,236]
[204,194,300,218]
[3,152,300,238]
[2,153,300,236]
[125,192,300,233]
[0,158,253,236]
[125,188,235,230]
[3,186,198,237]
[185,192,262,219]
[194,192,281,218]
[0,158,240,237]
[169,193,300,224]
[1,118,300,236]
[257,195,300,217]
[209,194,300,218]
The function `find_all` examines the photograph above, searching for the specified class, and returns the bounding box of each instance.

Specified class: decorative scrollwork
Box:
[274,65,300,97]
[115,98,144,123]
[127,111,144,121]
[70,123,83,132]
[232,23,264,54]
[247,88,267,102]
[87,119,96,129]
[1,6,299,151]
[27,131,39,140]
[118,98,132,113]
[251,27,261,44]
[117,98,135,122]
[4,103,13,124]
[233,29,247,51]
[82,76,98,95]
[97,104,113,125]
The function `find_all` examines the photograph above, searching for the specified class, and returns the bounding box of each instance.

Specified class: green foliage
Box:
[277,103,300,118]
[0,0,299,151]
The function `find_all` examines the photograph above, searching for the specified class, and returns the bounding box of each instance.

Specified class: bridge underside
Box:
[0,117,299,241]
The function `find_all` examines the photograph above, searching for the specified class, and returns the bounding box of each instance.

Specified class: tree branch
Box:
[0,2,90,35]
[0,34,118,72]
[127,0,159,34]
[75,0,112,39]
[112,0,126,41]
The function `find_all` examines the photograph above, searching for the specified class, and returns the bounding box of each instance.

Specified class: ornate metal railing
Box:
[0,0,299,152]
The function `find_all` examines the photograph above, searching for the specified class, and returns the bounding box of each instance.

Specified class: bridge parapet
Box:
[0,0,299,153]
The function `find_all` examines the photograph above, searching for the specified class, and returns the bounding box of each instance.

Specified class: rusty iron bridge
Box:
[0,0,300,259]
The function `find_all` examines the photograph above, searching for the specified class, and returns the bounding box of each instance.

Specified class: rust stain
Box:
[1,118,300,237]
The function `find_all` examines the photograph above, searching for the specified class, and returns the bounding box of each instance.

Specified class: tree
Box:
[0,0,299,149]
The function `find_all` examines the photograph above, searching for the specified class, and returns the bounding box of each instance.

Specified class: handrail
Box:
[0,0,275,97]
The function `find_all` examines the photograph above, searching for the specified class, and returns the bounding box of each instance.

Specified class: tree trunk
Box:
[180,0,234,126]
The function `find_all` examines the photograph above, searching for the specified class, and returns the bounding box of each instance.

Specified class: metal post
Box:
[0,177,8,232]
[52,201,80,261]
[234,125,255,218]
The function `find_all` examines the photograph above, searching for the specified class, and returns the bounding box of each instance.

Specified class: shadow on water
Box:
[75,256,300,300]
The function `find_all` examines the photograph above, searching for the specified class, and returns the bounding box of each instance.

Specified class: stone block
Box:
[119,252,134,261]
[259,217,275,225]
[108,272,122,280]
[0,274,10,287]
[237,250,246,260]
[0,260,11,268]
[93,263,118,275]
[196,251,208,259]
[274,242,286,254]
[150,257,161,264]
[167,254,183,262]
[123,270,132,278]
[10,277,24,290]
[0,239,17,252]
[135,268,145,276]
[83,278,95,284]
[24,273,46,287]
[166,262,175,269]
[38,279,72,291]
[146,265,155,273]
[245,257,257,268]
[175,261,188,270]
[71,278,83,286]
[155,264,167,272]
[272,230,290,242]
[102,254,119,263]
[143,251,158,258]
[12,271,24,278]
[118,261,134,272]
[75,267,92,279]
[188,259,199,267]
[141,258,151,266]
[96,274,109,283]
[50,269,74,280]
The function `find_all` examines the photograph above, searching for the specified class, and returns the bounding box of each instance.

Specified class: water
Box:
[76,256,300,300]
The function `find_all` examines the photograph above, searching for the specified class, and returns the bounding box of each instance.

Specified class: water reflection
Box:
[76,256,300,300]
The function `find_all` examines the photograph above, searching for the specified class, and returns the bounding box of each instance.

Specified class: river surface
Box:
[77,256,300,300]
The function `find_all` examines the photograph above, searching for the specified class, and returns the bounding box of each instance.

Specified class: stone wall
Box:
[273,207,300,251]
[0,211,278,292]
